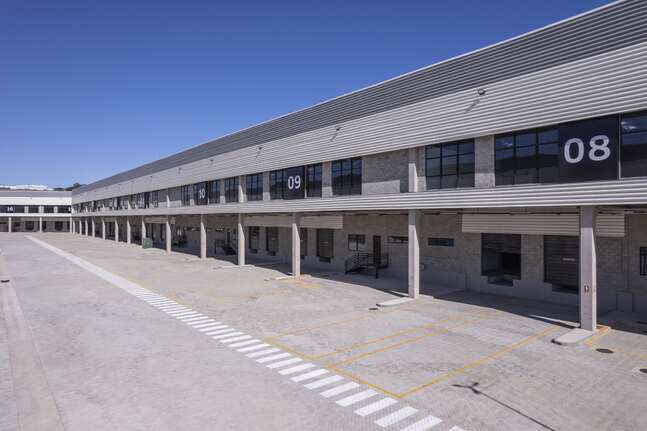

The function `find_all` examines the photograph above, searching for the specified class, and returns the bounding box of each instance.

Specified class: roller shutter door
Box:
[544,235,579,287]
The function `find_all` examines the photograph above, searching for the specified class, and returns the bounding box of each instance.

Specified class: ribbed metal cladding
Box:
[77,178,647,217]
[74,40,647,203]
[76,0,647,195]
[596,214,625,237]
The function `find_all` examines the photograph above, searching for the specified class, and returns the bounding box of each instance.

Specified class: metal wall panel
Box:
[462,212,624,237]
[75,0,647,196]
[74,40,647,204]
[300,215,344,230]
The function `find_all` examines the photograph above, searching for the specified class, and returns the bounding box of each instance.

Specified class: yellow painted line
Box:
[396,325,561,398]
[323,309,498,363]
[327,366,401,399]
[583,325,611,346]
[329,314,493,368]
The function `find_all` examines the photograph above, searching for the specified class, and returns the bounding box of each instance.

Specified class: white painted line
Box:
[180,316,209,323]
[278,363,315,375]
[267,357,302,369]
[228,339,260,348]
[188,318,215,326]
[168,310,197,317]
[304,375,344,390]
[220,335,252,344]
[336,389,378,407]
[192,321,221,329]
[205,328,235,335]
[320,382,360,398]
[447,427,466,431]
[212,331,243,340]
[158,306,185,312]
[156,303,183,308]
[256,352,291,363]
[374,406,418,427]
[175,313,203,320]
[290,368,328,382]
[354,398,398,417]
[148,300,174,305]
[202,325,230,333]
[400,415,443,431]
[246,348,280,358]
[238,343,270,353]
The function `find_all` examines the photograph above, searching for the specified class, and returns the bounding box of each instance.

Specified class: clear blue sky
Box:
[1,0,610,188]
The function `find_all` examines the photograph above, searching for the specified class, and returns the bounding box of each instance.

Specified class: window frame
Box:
[246,173,263,201]
[332,157,362,196]
[347,234,366,251]
[425,140,475,190]
[224,177,239,203]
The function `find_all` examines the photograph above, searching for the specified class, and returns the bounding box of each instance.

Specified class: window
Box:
[28,205,39,213]
[266,227,279,255]
[332,157,362,196]
[317,229,334,262]
[348,234,366,251]
[495,129,559,185]
[43,206,54,213]
[246,174,262,201]
[151,191,159,208]
[270,170,285,199]
[180,185,192,206]
[306,164,322,197]
[0,205,16,213]
[426,140,475,189]
[641,247,647,276]
[194,182,208,205]
[428,237,454,247]
[25,221,35,231]
[248,226,260,253]
[482,234,521,286]
[387,236,408,244]
[208,180,220,204]
[224,177,239,203]
[621,111,647,178]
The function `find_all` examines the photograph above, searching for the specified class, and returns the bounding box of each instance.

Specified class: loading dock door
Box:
[544,235,579,288]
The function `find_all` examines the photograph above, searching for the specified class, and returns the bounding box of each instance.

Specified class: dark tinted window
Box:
[270,170,285,199]
[224,177,239,203]
[426,140,474,189]
[208,180,220,204]
[246,174,262,201]
[180,185,192,206]
[306,164,322,198]
[332,157,362,196]
[495,128,558,185]
[621,111,647,178]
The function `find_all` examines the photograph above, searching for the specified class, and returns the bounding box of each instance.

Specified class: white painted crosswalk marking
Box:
[238,343,269,353]
[400,415,443,431]
[212,331,243,340]
[168,310,197,317]
[320,382,360,398]
[267,357,302,369]
[158,305,185,311]
[220,335,252,344]
[175,313,201,319]
[205,325,234,335]
[304,375,344,390]
[246,348,280,358]
[189,319,216,326]
[192,321,221,329]
[336,389,378,407]
[290,368,328,382]
[181,316,209,323]
[228,339,260,348]
[257,352,291,363]
[447,427,466,431]
[374,406,418,427]
[278,363,315,375]
[354,398,398,417]
[205,328,235,335]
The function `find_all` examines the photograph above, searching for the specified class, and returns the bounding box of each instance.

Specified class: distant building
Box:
[0,190,72,232]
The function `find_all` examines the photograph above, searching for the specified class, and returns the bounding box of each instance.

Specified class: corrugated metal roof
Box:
[75,0,647,196]
[0,190,73,198]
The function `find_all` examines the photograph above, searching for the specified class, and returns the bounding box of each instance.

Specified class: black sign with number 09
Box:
[284,166,305,200]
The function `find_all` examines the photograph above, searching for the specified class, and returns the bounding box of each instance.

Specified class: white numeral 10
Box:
[564,135,611,164]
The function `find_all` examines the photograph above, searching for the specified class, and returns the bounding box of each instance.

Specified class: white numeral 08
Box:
[564,135,610,164]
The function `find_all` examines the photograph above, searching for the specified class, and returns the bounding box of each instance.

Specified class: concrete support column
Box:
[200,214,207,259]
[166,190,171,208]
[91,218,96,237]
[165,218,172,253]
[291,213,301,277]
[84,219,89,236]
[114,220,119,243]
[408,209,421,299]
[8,216,12,233]
[39,217,43,233]
[408,148,419,193]
[141,218,147,245]
[69,217,73,233]
[579,206,597,332]
[126,217,131,244]
[238,176,245,203]
[237,213,245,266]
[101,219,106,240]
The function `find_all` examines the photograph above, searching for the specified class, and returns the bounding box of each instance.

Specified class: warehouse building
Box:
[69,1,647,335]
[0,190,72,233]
